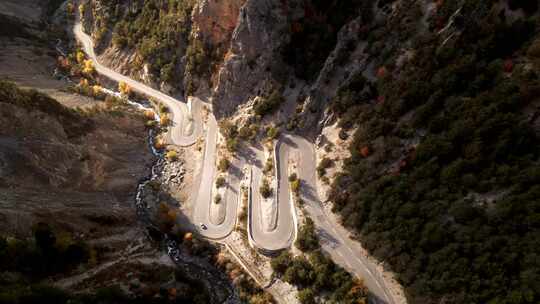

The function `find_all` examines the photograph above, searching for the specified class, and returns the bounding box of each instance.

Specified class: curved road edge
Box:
[73,20,200,147]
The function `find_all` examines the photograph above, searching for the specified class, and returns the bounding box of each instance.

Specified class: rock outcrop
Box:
[211,0,287,117]
[192,0,245,47]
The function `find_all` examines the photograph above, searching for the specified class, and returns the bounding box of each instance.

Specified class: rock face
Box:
[192,0,245,47]
[211,0,287,117]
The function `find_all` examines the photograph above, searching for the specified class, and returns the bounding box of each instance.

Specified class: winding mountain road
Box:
[73,18,397,304]
[249,140,296,252]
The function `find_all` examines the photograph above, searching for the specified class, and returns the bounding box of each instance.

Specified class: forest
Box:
[105,0,194,85]
[272,217,368,304]
[326,1,540,303]
[281,0,373,80]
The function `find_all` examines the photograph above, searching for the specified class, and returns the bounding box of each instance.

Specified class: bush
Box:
[291,179,300,195]
[263,158,274,175]
[271,249,367,303]
[266,125,280,140]
[218,158,230,172]
[160,114,171,126]
[239,123,258,140]
[166,150,177,161]
[118,81,131,97]
[108,0,195,85]
[260,178,272,199]
[280,0,365,80]
[528,39,540,58]
[216,176,226,188]
[0,81,92,138]
[508,0,538,14]
[159,103,169,114]
[338,129,349,140]
[316,157,334,177]
[327,5,540,303]
[283,257,315,286]
[298,288,316,304]
[295,218,319,252]
[270,251,292,275]
[254,90,284,116]
[0,223,91,278]
[226,138,238,152]
[186,37,211,78]
[289,173,298,182]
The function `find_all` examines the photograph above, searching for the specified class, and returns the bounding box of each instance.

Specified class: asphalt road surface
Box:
[249,140,296,251]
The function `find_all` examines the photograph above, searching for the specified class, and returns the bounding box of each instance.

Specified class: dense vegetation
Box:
[115,0,193,75]
[328,1,540,303]
[253,89,284,116]
[295,217,319,252]
[94,0,194,86]
[281,0,373,80]
[271,213,367,304]
[0,223,91,303]
[271,249,367,304]
[92,0,219,94]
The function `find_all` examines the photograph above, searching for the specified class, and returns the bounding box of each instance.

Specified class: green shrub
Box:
[254,90,284,116]
[295,218,319,252]
[218,158,230,172]
[103,0,196,86]
[270,251,292,275]
[263,158,274,175]
[166,150,178,161]
[226,138,238,152]
[271,249,367,303]
[316,157,334,177]
[280,0,368,80]
[220,120,238,139]
[0,81,92,138]
[291,179,301,195]
[216,176,226,188]
[260,178,272,198]
[298,288,316,304]
[266,125,280,140]
[289,173,298,182]
[327,4,540,303]
[282,256,315,286]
